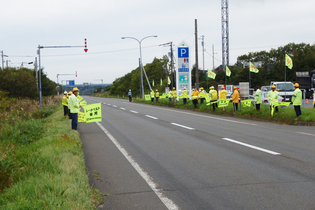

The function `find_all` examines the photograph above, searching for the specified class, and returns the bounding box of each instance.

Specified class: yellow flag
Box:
[249,62,259,73]
[207,70,216,79]
[285,54,293,69]
[168,76,171,85]
[226,66,231,77]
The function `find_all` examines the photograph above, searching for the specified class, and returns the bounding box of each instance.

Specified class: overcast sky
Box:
[1,0,314,85]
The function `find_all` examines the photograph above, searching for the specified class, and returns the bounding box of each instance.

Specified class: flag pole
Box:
[249,63,251,89]
[284,54,287,101]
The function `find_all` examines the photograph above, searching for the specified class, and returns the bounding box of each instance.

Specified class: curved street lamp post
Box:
[121,35,157,98]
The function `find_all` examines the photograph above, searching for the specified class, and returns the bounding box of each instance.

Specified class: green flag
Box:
[207,70,216,79]
[160,78,162,86]
[152,79,154,87]
[145,94,151,101]
[249,62,259,73]
[226,66,231,77]
[168,76,171,85]
[78,112,86,123]
[218,99,230,107]
[285,54,293,69]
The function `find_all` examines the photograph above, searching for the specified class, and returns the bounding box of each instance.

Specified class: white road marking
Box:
[298,132,315,137]
[112,105,117,107]
[120,107,126,110]
[145,115,158,120]
[103,103,106,105]
[171,123,195,130]
[107,104,111,106]
[222,138,281,155]
[130,110,138,114]
[125,102,257,126]
[96,122,179,210]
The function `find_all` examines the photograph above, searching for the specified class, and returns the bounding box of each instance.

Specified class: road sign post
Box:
[177,42,191,98]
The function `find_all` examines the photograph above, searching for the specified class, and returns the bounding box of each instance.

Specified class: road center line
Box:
[120,107,126,110]
[112,105,117,107]
[145,115,158,120]
[222,138,281,156]
[171,123,195,130]
[130,110,138,113]
[96,122,179,210]
[298,132,315,137]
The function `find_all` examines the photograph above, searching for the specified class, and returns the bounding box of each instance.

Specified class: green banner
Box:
[77,95,83,102]
[83,103,102,123]
[206,101,218,106]
[241,99,252,107]
[78,112,86,123]
[205,94,211,103]
[218,99,230,107]
[145,95,151,101]
[274,102,291,107]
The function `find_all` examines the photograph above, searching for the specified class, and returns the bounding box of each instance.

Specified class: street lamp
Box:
[121,35,157,98]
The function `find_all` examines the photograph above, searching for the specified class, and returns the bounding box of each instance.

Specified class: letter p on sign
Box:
[178,47,189,58]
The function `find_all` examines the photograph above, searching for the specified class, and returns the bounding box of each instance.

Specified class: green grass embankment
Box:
[0,97,102,209]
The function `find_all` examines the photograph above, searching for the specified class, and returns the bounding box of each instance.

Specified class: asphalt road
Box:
[79,96,315,210]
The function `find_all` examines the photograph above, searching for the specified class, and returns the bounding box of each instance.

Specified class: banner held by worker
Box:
[78,112,86,123]
[83,103,102,123]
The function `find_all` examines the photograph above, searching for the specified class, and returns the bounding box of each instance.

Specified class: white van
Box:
[270,81,295,102]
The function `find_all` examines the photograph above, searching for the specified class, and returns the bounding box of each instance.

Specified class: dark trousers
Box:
[169,98,172,102]
[129,95,132,102]
[63,106,68,116]
[212,100,217,111]
[233,103,238,112]
[256,104,260,111]
[68,110,72,119]
[200,98,205,104]
[151,98,154,102]
[71,113,78,130]
[183,98,187,105]
[294,105,302,117]
[156,97,159,102]
[193,99,198,108]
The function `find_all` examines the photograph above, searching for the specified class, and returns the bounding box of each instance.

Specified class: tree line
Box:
[0,67,58,98]
[109,42,315,96]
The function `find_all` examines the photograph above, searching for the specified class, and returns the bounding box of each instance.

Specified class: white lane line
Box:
[112,105,117,108]
[125,103,256,126]
[96,122,179,210]
[107,104,111,106]
[145,115,158,120]
[120,107,126,110]
[222,138,281,156]
[171,123,195,130]
[298,132,315,137]
[103,103,106,105]
[130,110,138,114]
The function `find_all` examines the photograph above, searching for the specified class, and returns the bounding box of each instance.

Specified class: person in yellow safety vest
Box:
[191,88,199,108]
[232,86,240,112]
[62,91,68,116]
[292,83,302,118]
[172,87,177,105]
[67,91,73,119]
[150,89,155,102]
[268,85,279,113]
[219,86,228,111]
[68,87,81,130]
[182,87,188,105]
[199,87,206,104]
[254,86,262,111]
[155,89,159,102]
[168,88,172,102]
[209,86,218,111]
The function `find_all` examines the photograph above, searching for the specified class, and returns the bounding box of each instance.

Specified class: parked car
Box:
[261,92,284,105]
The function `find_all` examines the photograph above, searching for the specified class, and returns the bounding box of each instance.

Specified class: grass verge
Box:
[0,105,102,209]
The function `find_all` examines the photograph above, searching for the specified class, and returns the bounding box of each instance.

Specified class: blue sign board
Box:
[69,80,75,86]
[178,47,189,58]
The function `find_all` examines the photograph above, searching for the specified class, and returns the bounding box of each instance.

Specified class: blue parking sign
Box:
[178,47,189,58]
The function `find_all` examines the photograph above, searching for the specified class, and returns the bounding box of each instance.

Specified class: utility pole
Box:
[195,19,199,89]
[1,51,8,70]
[199,35,206,89]
[222,0,229,85]
[159,42,174,89]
